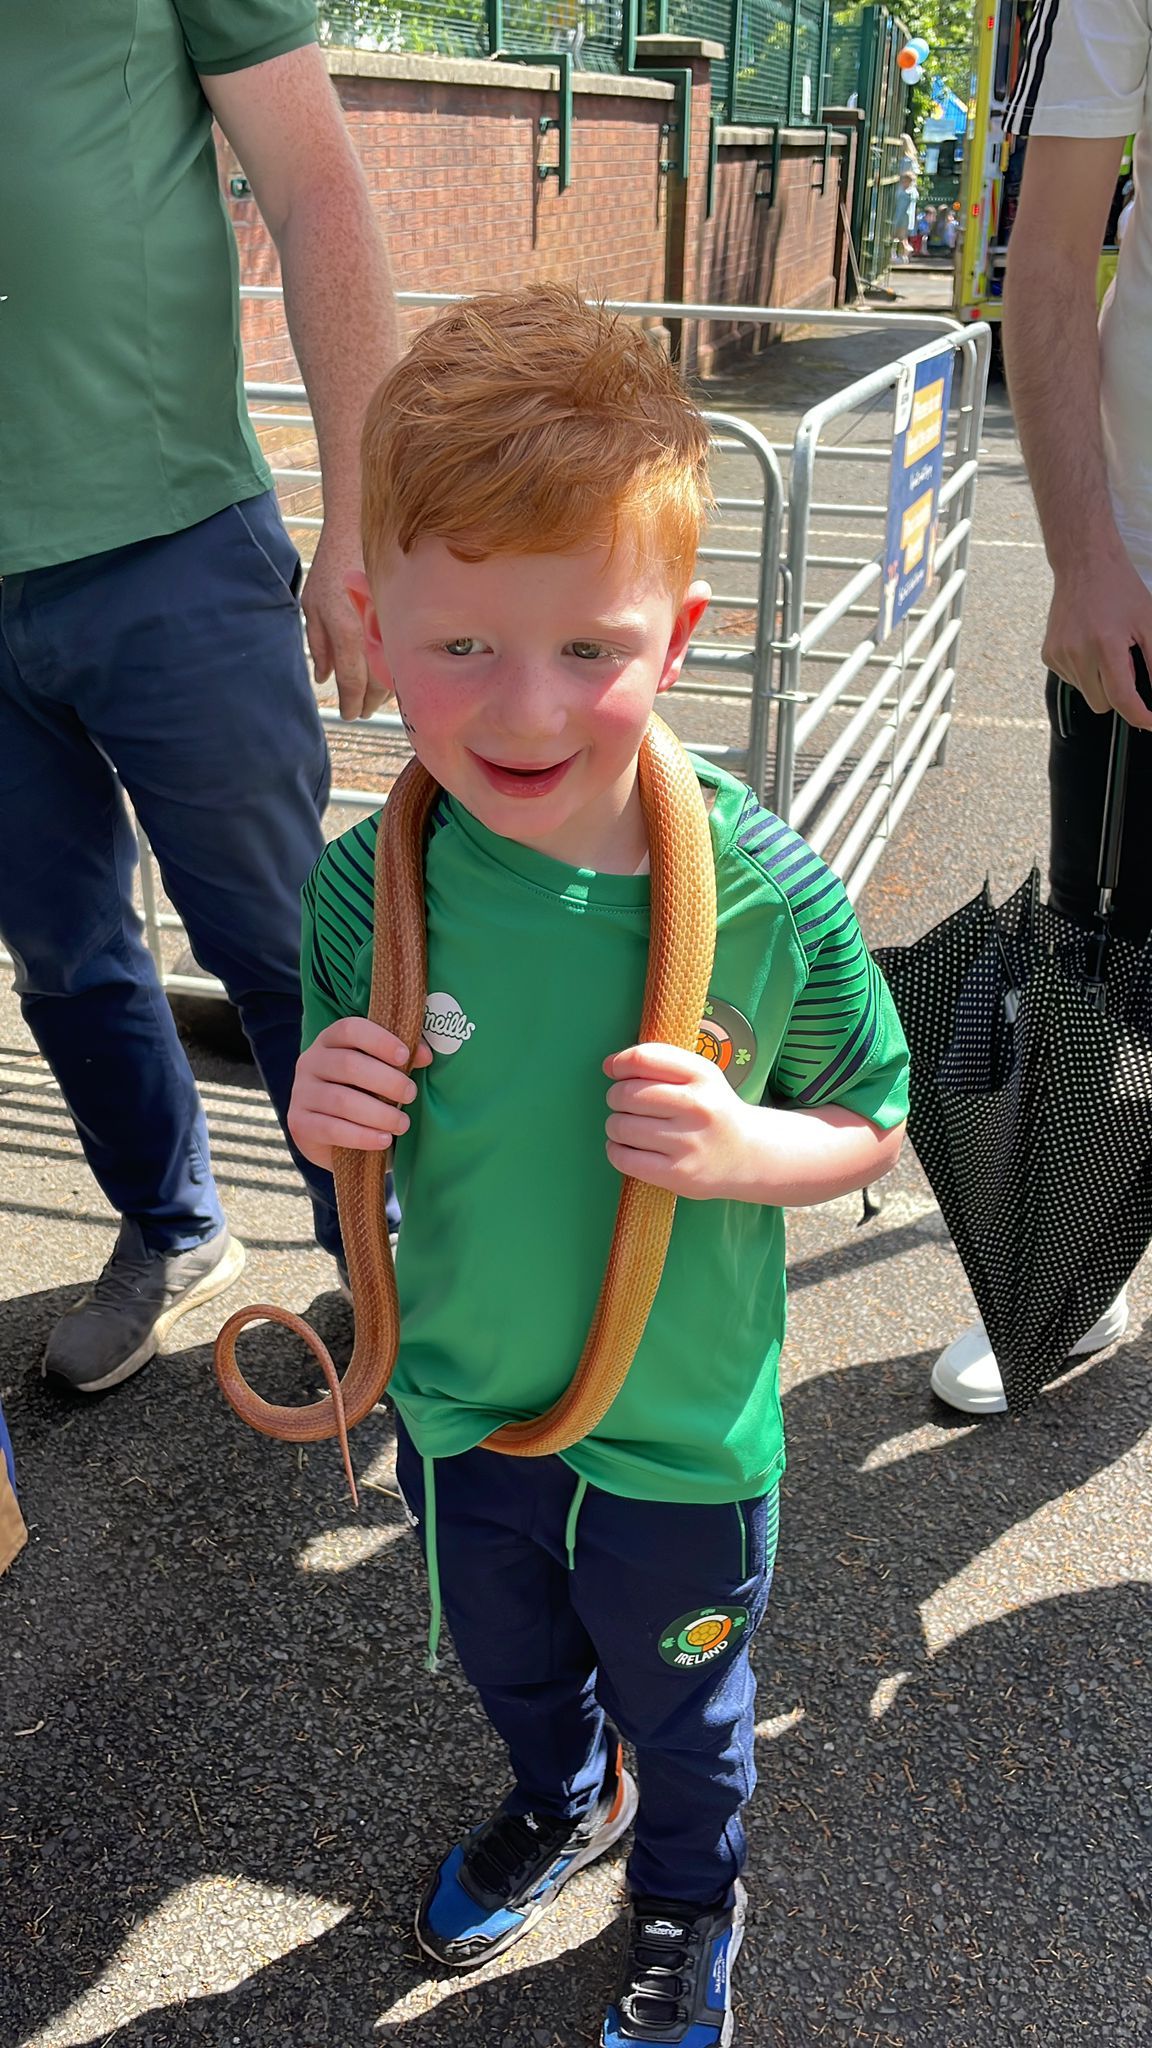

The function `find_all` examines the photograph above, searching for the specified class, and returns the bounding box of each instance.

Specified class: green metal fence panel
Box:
[318,0,856,123]
[664,0,730,46]
[733,0,794,124]
[830,3,910,287]
[319,0,487,57]
[665,0,729,110]
[789,0,826,122]
[872,7,911,272]
[825,10,864,107]
[497,0,625,68]
[318,0,623,61]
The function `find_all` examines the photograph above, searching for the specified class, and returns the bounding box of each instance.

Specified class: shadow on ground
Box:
[2,1286,1149,2047]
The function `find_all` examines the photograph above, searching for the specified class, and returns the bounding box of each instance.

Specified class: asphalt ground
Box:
[2,275,1150,2048]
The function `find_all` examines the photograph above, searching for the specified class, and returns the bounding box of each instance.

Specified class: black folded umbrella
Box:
[875,710,1152,1412]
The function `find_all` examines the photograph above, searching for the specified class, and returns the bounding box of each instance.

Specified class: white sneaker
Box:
[930,1290,1130,1414]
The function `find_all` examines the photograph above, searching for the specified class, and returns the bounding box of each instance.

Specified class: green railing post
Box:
[852,4,880,277]
[485,0,504,53]
[637,65,693,176]
[726,0,742,123]
[494,50,574,188]
[787,0,801,124]
[622,0,640,73]
[706,105,719,216]
[817,0,830,119]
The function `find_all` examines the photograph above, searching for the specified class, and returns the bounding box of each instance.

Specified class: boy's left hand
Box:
[603,1043,755,1200]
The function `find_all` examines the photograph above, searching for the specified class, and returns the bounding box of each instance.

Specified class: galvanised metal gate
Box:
[773,321,990,902]
[0,294,988,1001]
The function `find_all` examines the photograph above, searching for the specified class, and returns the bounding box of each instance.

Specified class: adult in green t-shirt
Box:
[0,4,396,1393]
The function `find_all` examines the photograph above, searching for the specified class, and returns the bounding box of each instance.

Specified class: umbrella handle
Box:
[1086,650,1143,1004]
[1096,645,1151,904]
[1096,712,1130,908]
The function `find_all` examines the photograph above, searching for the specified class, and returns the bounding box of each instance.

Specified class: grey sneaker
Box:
[43,1220,246,1393]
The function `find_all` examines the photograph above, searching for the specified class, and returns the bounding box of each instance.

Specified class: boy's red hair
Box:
[361,284,712,595]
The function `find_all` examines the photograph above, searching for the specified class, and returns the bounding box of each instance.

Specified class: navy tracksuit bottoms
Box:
[395,1417,779,1907]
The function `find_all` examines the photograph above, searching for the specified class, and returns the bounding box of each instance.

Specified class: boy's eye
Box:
[567,640,609,660]
[442,637,480,657]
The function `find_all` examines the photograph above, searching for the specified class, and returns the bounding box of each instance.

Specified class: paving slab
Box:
[2,275,1149,2048]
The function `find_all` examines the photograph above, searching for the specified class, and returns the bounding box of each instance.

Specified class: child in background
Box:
[913,203,936,254]
[290,285,909,2047]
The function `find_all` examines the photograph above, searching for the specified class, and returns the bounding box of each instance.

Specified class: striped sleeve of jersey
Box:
[299,793,454,1048]
[732,792,910,1129]
[300,814,381,1048]
[1006,0,1148,139]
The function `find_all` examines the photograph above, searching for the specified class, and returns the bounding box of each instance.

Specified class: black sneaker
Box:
[43,1220,246,1393]
[416,1737,638,1969]
[601,1881,747,2046]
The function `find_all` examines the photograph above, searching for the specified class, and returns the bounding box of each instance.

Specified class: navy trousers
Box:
[0,493,347,1256]
[395,1418,779,1907]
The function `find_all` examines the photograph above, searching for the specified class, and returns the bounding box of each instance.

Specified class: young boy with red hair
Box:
[289,286,908,2045]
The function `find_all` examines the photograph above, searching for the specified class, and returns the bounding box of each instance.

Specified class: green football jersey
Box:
[0,0,316,573]
[301,760,909,1504]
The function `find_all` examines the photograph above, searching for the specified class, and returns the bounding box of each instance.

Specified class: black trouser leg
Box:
[1046,671,1152,946]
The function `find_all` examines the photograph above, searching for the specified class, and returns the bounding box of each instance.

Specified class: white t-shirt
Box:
[1007,0,1151,580]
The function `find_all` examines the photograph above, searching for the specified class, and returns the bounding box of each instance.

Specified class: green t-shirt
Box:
[0,1,316,575]
[301,761,910,1505]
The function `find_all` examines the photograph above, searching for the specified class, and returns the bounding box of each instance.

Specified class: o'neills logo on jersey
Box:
[423,991,475,1056]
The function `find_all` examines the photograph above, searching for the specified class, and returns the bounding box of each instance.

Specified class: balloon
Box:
[905,60,924,83]
[897,46,919,70]
[908,36,930,59]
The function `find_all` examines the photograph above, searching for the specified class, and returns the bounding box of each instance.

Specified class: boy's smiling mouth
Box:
[469,752,578,798]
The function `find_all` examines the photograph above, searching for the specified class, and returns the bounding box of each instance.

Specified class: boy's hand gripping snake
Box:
[214,715,717,1497]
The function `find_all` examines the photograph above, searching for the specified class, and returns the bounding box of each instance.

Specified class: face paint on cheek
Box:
[394,695,417,739]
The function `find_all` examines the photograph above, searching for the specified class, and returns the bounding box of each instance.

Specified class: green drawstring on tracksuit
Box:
[421,1457,589,1675]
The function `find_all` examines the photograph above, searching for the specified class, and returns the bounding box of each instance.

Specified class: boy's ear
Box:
[345,570,397,696]
[656,580,712,696]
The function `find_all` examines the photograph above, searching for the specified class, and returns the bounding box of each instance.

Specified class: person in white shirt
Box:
[930,0,1148,1413]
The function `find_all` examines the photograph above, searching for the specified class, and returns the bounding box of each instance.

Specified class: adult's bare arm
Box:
[203,45,399,720]
[1003,132,1152,729]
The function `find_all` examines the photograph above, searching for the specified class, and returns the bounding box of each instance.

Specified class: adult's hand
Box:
[1043,547,1152,729]
[302,525,389,721]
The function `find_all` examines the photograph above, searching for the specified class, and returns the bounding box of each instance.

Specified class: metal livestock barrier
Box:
[1,294,989,1001]
[772,320,989,900]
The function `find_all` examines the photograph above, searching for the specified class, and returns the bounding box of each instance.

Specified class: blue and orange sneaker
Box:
[415,1738,638,1969]
[601,1881,747,2045]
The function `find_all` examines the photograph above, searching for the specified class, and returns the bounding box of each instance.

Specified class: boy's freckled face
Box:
[358,536,709,871]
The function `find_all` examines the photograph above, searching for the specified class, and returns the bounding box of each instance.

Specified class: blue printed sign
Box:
[880,349,954,642]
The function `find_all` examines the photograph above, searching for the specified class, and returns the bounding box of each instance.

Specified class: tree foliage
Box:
[901,0,976,134]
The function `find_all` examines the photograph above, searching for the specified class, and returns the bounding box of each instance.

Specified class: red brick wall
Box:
[696,134,851,374]
[224,51,852,475]
[225,61,677,395]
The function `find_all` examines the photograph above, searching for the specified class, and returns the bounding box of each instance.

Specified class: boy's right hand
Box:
[288,1017,433,1170]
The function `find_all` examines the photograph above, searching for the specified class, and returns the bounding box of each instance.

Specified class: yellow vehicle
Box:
[953,0,1131,331]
